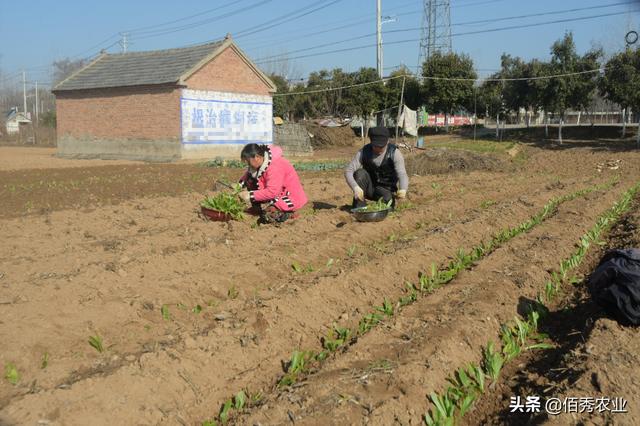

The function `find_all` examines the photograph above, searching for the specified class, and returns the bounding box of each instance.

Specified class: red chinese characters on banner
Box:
[426,114,471,126]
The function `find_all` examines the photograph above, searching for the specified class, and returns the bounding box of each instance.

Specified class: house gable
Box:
[184,45,275,96]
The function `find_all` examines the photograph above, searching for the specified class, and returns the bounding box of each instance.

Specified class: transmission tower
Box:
[119,32,130,53]
[417,0,452,72]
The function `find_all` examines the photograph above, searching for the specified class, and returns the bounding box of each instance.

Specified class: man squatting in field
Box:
[345,126,409,208]
[238,143,308,224]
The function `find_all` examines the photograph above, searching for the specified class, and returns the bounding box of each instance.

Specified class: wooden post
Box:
[545,112,549,138]
[559,118,563,145]
[473,86,477,142]
[395,75,406,140]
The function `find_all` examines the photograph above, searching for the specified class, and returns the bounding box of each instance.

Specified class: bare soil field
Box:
[0,147,148,171]
[1,138,639,425]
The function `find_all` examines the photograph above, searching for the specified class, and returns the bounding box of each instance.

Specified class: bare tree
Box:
[52,58,88,85]
[258,50,302,82]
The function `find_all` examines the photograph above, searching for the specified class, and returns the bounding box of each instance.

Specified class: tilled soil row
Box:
[467,193,640,426]
[0,174,598,424]
[0,172,566,394]
[239,182,630,425]
[0,164,222,219]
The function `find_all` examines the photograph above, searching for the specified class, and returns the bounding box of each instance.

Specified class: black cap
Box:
[368,126,389,147]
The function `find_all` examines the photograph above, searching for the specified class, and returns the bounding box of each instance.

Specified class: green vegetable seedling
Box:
[89,335,104,353]
[161,304,171,321]
[201,185,245,220]
[355,198,393,213]
[4,363,19,385]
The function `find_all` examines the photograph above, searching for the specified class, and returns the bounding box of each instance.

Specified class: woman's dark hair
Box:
[240,143,269,160]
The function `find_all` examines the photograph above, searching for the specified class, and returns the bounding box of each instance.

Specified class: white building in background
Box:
[5,107,31,134]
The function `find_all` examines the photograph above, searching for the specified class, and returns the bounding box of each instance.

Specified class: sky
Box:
[0,0,638,88]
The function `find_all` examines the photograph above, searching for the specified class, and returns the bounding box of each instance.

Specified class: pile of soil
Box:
[304,123,359,148]
[405,147,509,175]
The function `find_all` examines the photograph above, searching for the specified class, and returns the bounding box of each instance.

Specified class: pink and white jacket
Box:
[239,145,308,212]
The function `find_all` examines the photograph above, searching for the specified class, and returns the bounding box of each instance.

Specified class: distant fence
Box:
[485,111,634,126]
[0,124,56,146]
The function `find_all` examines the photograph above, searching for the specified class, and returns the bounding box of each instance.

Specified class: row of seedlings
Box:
[422,181,640,425]
[204,180,616,425]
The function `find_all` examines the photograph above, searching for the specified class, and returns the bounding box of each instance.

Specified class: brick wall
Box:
[56,85,181,140]
[185,46,273,95]
[55,45,272,145]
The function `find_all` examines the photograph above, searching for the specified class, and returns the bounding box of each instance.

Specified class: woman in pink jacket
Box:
[238,144,308,224]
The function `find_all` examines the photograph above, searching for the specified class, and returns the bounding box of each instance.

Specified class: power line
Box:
[0,72,23,84]
[385,64,502,73]
[420,0,452,64]
[257,9,639,65]
[273,67,605,97]
[67,34,121,60]
[175,0,346,50]
[183,0,345,46]
[425,68,604,82]
[5,2,250,73]
[241,0,419,51]
[257,2,635,64]
[244,17,371,53]
[125,0,243,34]
[203,0,501,55]
[131,0,275,40]
[234,0,345,39]
[257,31,374,63]
[7,37,118,79]
[450,0,505,8]
[2,0,502,76]
[274,75,403,97]
[5,0,338,79]
[439,1,636,30]
[26,81,53,86]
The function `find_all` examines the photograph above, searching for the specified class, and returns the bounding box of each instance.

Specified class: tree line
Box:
[2,32,638,135]
[270,32,640,133]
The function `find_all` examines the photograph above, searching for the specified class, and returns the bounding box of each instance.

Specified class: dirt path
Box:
[0,147,150,171]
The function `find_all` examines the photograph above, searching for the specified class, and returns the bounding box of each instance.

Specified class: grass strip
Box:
[204,158,347,171]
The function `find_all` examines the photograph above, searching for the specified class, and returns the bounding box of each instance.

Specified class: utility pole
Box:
[35,81,39,123]
[22,71,27,114]
[395,75,406,140]
[376,0,382,79]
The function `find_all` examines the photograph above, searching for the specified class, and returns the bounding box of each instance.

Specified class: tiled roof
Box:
[54,40,224,91]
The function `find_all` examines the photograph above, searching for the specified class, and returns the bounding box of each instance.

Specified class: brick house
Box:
[53,35,277,161]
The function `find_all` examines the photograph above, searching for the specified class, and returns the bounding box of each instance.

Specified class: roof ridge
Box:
[103,39,224,58]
